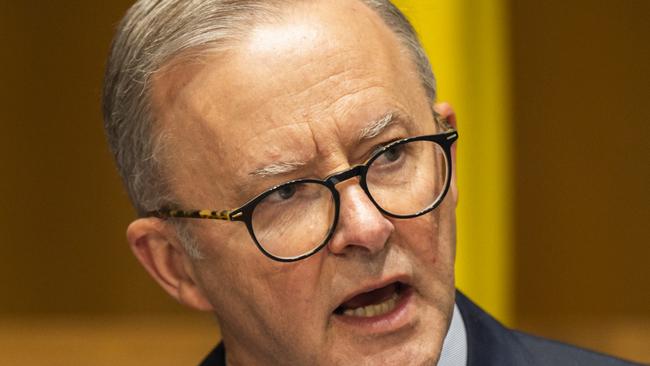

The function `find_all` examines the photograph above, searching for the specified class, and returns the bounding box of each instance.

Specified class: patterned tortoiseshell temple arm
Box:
[148,209,243,221]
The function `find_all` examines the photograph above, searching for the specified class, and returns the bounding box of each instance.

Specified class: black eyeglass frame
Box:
[148,130,458,262]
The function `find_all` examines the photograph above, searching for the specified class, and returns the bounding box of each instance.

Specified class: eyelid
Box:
[368,137,404,160]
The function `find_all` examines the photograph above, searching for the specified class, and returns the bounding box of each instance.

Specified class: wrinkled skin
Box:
[127,1,458,365]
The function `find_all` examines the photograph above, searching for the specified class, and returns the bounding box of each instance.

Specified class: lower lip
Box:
[332,286,416,335]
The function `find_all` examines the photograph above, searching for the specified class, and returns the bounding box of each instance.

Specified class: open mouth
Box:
[334,282,411,318]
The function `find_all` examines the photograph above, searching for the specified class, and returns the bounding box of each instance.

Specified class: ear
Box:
[126,218,214,311]
[434,102,459,205]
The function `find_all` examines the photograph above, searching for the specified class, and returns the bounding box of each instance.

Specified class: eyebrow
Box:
[248,112,401,179]
[357,112,395,142]
[249,160,306,178]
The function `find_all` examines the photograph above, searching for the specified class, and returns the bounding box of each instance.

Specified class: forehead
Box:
[151,0,431,207]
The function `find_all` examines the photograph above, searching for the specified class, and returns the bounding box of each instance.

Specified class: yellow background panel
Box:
[393,0,514,324]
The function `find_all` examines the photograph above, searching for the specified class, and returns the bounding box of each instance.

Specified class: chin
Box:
[324,310,446,366]
[327,339,441,366]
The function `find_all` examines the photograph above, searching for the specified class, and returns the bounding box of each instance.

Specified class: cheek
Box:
[189,225,277,324]
[195,219,326,310]
[394,213,441,264]
[192,226,329,347]
[392,199,456,268]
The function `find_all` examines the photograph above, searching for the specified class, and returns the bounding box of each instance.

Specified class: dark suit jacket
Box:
[199,291,641,365]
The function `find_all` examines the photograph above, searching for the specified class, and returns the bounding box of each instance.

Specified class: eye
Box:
[382,145,403,162]
[373,144,406,167]
[368,138,404,162]
[276,185,296,200]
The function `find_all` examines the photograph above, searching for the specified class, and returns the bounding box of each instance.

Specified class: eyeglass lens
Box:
[250,139,448,260]
[367,140,448,216]
[251,182,336,259]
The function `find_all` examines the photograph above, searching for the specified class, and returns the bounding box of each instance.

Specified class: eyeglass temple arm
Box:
[148,209,243,221]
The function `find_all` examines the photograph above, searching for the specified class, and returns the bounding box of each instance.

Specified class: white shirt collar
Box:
[437,304,468,366]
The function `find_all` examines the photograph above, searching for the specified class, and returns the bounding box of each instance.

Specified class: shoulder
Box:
[199,342,226,366]
[455,291,641,366]
[512,330,641,366]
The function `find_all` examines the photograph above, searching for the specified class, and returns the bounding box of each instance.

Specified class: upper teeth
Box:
[343,292,399,317]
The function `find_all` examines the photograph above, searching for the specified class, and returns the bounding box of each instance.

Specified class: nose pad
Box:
[327,182,394,256]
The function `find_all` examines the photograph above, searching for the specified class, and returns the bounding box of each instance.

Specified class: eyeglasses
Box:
[149,130,458,262]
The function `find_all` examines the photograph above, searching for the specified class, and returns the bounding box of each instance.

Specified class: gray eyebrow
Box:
[357,112,395,142]
[248,112,397,178]
[249,160,306,177]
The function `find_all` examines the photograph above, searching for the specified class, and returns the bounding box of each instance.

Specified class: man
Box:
[102,0,639,365]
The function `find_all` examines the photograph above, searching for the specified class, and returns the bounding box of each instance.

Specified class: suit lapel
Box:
[455,291,535,366]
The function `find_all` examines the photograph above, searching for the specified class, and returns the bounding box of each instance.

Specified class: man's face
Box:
[150,1,456,365]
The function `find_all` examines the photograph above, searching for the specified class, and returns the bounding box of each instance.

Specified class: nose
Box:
[326,180,395,257]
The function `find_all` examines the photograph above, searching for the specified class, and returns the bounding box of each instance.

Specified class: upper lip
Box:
[332,274,412,313]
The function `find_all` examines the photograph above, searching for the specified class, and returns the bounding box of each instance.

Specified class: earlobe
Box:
[126,218,214,311]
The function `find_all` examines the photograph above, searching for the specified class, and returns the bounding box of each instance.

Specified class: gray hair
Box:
[102,0,436,256]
